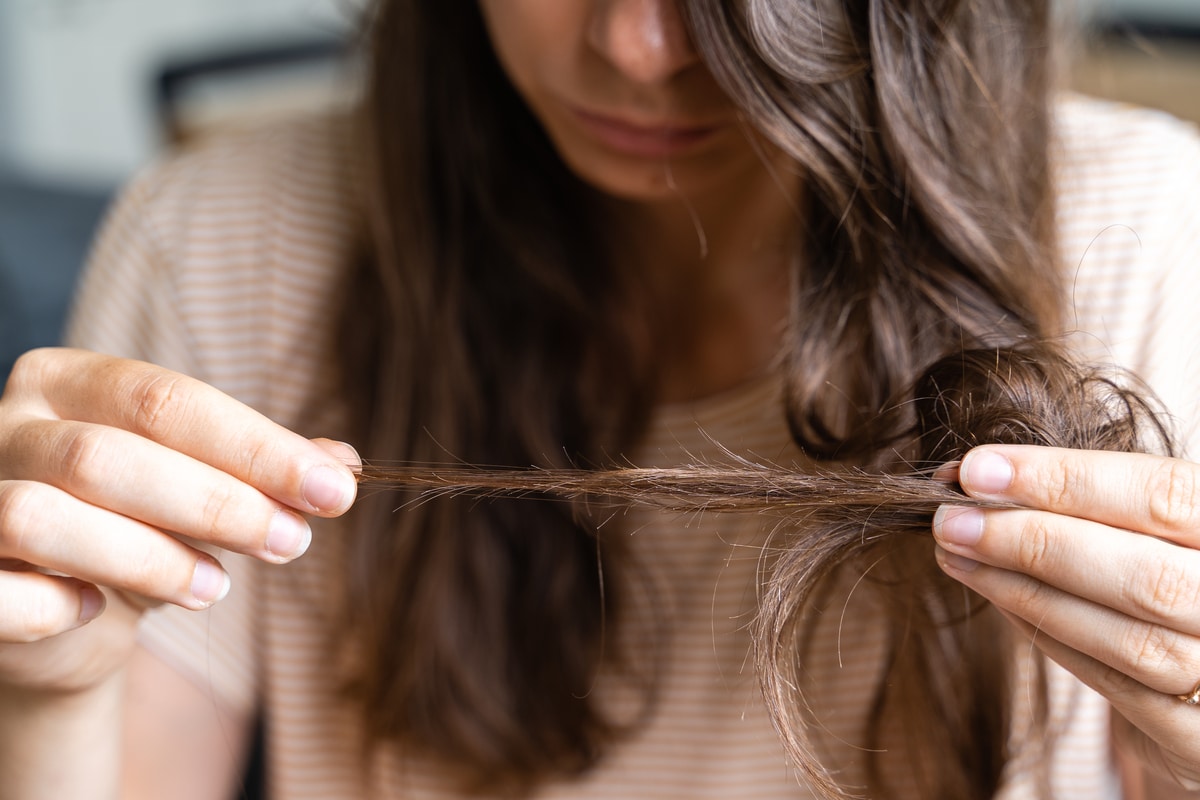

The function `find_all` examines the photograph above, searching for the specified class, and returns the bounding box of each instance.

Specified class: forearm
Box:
[0,672,124,800]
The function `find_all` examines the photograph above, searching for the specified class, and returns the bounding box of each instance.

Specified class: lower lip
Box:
[571,109,719,159]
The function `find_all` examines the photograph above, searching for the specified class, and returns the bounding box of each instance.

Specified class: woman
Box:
[2,0,1200,797]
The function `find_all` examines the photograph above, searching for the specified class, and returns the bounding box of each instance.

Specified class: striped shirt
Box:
[66,96,1200,798]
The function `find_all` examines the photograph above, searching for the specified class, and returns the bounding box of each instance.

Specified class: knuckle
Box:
[1004,573,1049,617]
[4,348,56,397]
[0,482,47,553]
[110,546,174,601]
[243,434,291,485]
[199,482,245,542]
[0,576,74,644]
[242,437,275,482]
[1090,660,1143,703]
[57,426,111,491]
[1013,514,1056,573]
[128,371,187,440]
[1041,463,1084,509]
[110,536,199,605]
[15,596,69,643]
[239,434,300,497]
[1131,557,1200,621]
[1122,622,1183,675]
[1147,460,1200,533]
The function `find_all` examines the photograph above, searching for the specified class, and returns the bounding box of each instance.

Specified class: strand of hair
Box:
[356,462,1016,518]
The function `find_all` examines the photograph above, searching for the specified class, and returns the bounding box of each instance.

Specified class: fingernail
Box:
[265,510,312,563]
[79,586,106,622]
[935,546,979,574]
[191,558,231,607]
[302,465,356,513]
[933,505,985,546]
[961,449,1014,495]
[331,441,362,474]
[931,461,960,483]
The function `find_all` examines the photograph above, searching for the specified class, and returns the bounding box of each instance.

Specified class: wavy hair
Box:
[356,345,1173,797]
[339,0,1070,795]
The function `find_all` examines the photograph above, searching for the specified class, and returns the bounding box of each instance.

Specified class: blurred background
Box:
[0,0,361,380]
[0,0,1198,382]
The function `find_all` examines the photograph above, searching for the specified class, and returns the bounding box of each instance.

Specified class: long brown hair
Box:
[339,0,1065,795]
[354,345,1174,797]
[340,2,651,793]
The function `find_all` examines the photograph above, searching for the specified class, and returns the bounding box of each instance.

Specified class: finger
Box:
[956,445,1200,547]
[7,418,311,563]
[311,438,362,475]
[6,349,356,516]
[989,600,1200,791]
[0,571,106,642]
[0,480,231,610]
[934,546,1200,696]
[933,505,1200,635]
[931,460,961,483]
[1113,712,1200,793]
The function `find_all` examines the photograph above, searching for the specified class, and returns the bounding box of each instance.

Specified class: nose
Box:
[586,0,699,85]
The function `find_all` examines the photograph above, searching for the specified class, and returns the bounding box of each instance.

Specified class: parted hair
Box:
[338,0,1080,796]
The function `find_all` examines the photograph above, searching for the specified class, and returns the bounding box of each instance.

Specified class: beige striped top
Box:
[66,96,1200,799]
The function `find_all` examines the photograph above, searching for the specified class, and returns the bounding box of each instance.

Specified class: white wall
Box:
[0,0,1195,188]
[0,0,359,187]
[1080,0,1200,21]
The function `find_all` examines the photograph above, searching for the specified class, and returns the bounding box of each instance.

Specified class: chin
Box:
[576,165,684,202]
[558,148,729,205]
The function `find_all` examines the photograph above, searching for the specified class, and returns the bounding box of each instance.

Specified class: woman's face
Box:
[478,0,766,203]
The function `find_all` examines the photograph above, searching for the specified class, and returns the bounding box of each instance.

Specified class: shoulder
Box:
[1055,94,1200,254]
[1056,93,1195,255]
[1053,93,1200,306]
[1052,95,1200,452]
[1055,92,1200,165]
[69,113,361,420]
[124,113,360,267]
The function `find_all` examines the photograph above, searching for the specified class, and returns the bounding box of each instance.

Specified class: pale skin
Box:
[0,349,360,799]
[0,1,1197,798]
[938,448,1200,797]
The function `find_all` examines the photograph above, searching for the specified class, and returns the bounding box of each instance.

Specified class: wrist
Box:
[0,669,125,800]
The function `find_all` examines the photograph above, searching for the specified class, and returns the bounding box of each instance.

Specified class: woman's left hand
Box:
[933,444,1200,791]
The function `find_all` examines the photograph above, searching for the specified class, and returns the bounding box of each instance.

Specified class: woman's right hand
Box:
[0,347,359,693]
